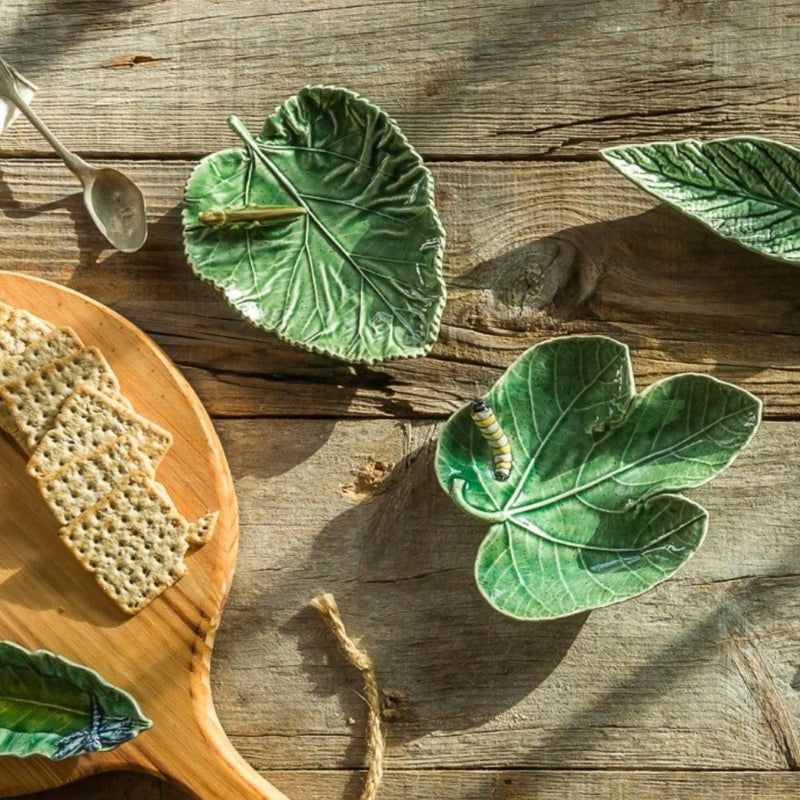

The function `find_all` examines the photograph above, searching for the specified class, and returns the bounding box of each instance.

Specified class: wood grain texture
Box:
[27,416,796,786]
[148,417,800,772]
[22,769,800,800]
[0,275,285,800]
[6,0,800,796]
[0,158,798,419]
[1,0,800,159]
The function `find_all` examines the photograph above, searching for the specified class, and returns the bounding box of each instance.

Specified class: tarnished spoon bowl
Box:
[85,167,147,253]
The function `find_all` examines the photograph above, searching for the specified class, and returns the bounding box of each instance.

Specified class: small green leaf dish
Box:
[0,640,152,760]
[602,137,800,264]
[435,336,761,621]
[183,85,446,364]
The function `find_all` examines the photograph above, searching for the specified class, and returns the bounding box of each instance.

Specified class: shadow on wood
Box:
[534,572,800,769]
[451,204,800,411]
[22,771,188,800]
[288,435,587,746]
[0,164,109,270]
[2,1,147,77]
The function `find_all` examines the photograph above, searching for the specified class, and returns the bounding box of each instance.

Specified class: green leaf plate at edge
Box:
[182,85,446,364]
[0,640,152,760]
[435,335,762,621]
[602,136,800,264]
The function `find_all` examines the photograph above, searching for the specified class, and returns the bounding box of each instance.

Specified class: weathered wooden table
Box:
[3,1,800,798]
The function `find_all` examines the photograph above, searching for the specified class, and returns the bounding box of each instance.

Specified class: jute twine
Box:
[310,593,385,800]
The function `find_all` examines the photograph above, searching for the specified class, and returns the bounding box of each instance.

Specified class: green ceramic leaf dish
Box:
[0,640,152,760]
[435,336,761,621]
[602,137,800,263]
[183,86,446,364]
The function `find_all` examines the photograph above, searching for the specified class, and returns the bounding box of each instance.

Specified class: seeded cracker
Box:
[39,434,155,526]
[1,348,119,451]
[0,326,82,384]
[0,308,52,356]
[0,327,83,451]
[187,510,219,545]
[28,385,172,480]
[0,302,13,329]
[59,471,190,615]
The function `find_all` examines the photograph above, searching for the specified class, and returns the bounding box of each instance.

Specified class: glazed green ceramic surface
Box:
[183,86,446,364]
[435,336,762,620]
[603,137,800,263]
[0,641,151,759]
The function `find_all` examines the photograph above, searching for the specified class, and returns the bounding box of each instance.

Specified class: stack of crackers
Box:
[0,301,218,615]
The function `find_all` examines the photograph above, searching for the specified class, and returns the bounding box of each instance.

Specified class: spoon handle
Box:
[0,57,89,176]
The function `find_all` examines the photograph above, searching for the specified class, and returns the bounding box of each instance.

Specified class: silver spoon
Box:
[0,58,147,252]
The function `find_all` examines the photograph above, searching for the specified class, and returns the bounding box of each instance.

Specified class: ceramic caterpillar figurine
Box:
[197,205,306,229]
[470,399,512,481]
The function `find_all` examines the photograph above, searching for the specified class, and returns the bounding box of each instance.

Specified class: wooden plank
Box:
[0,158,797,419]
[1,0,799,159]
[133,417,800,772]
[23,770,800,800]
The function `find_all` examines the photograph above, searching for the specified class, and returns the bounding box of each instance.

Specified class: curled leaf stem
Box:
[449,479,507,523]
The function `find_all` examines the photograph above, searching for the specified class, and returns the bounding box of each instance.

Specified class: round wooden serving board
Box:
[0,273,288,800]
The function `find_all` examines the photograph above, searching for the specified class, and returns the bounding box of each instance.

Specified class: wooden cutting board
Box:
[0,273,289,800]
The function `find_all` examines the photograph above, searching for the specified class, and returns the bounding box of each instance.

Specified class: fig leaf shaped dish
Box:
[183,85,446,364]
[435,336,762,621]
[602,137,800,264]
[0,640,151,760]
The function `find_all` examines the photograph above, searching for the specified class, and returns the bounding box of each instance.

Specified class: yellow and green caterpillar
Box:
[470,399,512,481]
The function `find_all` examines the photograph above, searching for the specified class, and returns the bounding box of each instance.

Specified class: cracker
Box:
[0,326,82,384]
[0,420,29,452]
[0,308,52,356]
[1,348,119,451]
[27,385,172,479]
[0,327,83,449]
[59,472,189,615]
[0,305,51,446]
[187,510,219,545]
[39,434,154,526]
[0,302,14,329]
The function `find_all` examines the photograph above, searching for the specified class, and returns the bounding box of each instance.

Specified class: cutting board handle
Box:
[153,709,290,800]
[162,751,288,800]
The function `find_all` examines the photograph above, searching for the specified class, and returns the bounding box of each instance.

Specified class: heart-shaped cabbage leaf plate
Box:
[183,86,446,364]
[435,336,761,620]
